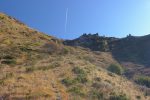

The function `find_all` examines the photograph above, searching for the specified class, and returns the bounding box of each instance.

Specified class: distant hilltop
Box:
[64,33,150,66]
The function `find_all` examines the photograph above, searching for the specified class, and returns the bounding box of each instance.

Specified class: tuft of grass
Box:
[0,80,4,85]
[26,67,35,73]
[20,46,31,52]
[0,73,14,85]
[61,47,69,54]
[2,39,12,45]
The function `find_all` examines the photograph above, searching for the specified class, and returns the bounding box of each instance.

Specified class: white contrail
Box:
[65,8,68,33]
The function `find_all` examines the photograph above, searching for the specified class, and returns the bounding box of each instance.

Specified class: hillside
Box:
[0,13,149,100]
[111,35,150,66]
[64,33,150,77]
[64,33,150,66]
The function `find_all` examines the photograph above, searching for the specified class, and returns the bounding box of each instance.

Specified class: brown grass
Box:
[0,13,149,100]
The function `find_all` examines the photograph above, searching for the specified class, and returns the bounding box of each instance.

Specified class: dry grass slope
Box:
[0,13,149,100]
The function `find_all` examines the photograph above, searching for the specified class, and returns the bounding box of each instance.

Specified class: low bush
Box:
[1,55,16,65]
[90,90,104,100]
[72,67,88,83]
[62,78,77,86]
[72,67,86,75]
[135,76,150,88]
[5,73,14,79]
[68,86,85,96]
[20,46,30,52]
[0,73,14,85]
[0,80,4,85]
[75,74,88,83]
[109,94,130,100]
[136,95,141,99]
[107,64,124,75]
[0,16,4,19]
[1,59,16,65]
[62,47,69,54]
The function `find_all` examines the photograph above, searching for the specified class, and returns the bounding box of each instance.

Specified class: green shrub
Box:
[5,73,14,79]
[72,67,88,83]
[75,74,88,83]
[135,76,150,88]
[0,73,14,85]
[110,94,130,100]
[1,59,16,65]
[1,55,16,65]
[68,86,85,96]
[62,78,77,86]
[62,67,88,87]
[0,16,5,19]
[107,64,124,75]
[62,47,69,54]
[90,90,104,100]
[72,67,86,75]
[20,46,30,52]
[0,80,4,85]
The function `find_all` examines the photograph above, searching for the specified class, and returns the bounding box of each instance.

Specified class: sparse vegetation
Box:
[72,67,88,83]
[0,80,4,85]
[37,66,52,71]
[109,94,130,100]
[62,77,77,86]
[1,59,16,65]
[75,74,88,83]
[0,13,148,100]
[62,47,69,54]
[90,90,104,100]
[72,67,86,75]
[68,86,85,96]
[1,55,16,65]
[0,16,5,19]
[135,76,150,88]
[20,46,31,52]
[0,73,14,85]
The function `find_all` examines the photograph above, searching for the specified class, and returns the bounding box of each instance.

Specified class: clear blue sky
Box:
[0,0,150,39]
